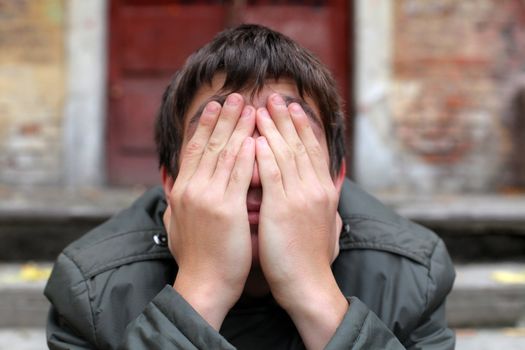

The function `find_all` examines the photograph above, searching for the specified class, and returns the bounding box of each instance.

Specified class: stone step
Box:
[1,263,524,329]
[1,185,525,261]
[0,185,142,261]
[0,264,50,328]
[380,192,525,262]
[446,262,525,328]
[0,329,46,350]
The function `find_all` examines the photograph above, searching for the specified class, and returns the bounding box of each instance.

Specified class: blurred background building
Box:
[1,0,525,194]
[1,0,525,348]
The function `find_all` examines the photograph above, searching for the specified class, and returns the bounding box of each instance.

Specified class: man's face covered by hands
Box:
[165,74,344,267]
[162,71,348,342]
[158,26,349,345]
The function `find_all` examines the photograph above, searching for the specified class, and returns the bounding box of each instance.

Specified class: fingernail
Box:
[242,106,253,118]
[271,94,285,106]
[226,94,241,106]
[289,103,302,114]
[258,108,270,118]
[257,136,268,145]
[206,101,220,113]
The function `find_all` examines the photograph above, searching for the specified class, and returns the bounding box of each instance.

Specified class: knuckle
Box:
[328,189,338,203]
[180,186,198,205]
[311,188,329,205]
[308,144,323,158]
[229,168,242,183]
[184,141,202,155]
[269,168,282,183]
[219,147,235,164]
[210,204,233,220]
[293,141,306,155]
[206,138,222,153]
[281,146,294,160]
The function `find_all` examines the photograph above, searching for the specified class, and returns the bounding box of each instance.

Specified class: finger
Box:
[332,213,342,263]
[226,137,256,199]
[196,93,245,179]
[255,136,285,198]
[213,106,256,189]
[267,94,316,183]
[163,203,172,233]
[176,101,221,184]
[256,107,299,189]
[163,203,175,252]
[267,94,302,148]
[289,102,333,187]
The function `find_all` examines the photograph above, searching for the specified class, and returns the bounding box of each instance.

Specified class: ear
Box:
[333,160,346,194]
[160,166,175,200]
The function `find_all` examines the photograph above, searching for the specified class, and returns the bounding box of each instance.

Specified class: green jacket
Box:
[45,179,455,349]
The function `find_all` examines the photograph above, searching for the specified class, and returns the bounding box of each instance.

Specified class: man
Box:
[45,24,455,349]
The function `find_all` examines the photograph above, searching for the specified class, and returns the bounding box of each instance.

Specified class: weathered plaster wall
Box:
[63,0,107,187]
[355,0,525,194]
[354,0,398,191]
[0,0,65,185]
[0,0,107,187]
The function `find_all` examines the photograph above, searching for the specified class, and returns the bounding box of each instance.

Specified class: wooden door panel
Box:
[241,4,347,97]
[108,0,228,185]
[108,0,350,185]
[116,78,164,151]
[119,6,227,71]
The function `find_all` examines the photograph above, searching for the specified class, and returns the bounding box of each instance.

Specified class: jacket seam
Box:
[412,238,440,334]
[84,251,173,278]
[71,227,165,250]
[61,251,101,349]
[339,241,429,267]
[151,298,201,349]
[342,213,404,229]
[351,310,371,349]
[425,239,440,311]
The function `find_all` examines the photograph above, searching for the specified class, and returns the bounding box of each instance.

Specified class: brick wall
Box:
[390,0,525,192]
[0,0,65,185]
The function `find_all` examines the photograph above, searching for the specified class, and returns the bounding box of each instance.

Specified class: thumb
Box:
[331,213,342,263]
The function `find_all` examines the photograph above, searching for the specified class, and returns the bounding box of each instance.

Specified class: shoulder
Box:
[338,178,448,268]
[60,186,172,279]
[335,179,455,341]
[44,186,174,348]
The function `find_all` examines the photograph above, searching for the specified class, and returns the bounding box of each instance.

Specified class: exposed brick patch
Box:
[391,0,525,192]
[0,0,65,185]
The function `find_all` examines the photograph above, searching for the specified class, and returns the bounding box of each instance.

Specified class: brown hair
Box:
[155,24,345,178]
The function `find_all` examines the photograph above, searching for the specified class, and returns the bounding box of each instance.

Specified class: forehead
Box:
[183,74,323,131]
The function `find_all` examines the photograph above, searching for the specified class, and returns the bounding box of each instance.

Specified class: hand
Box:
[255,94,347,349]
[166,93,256,330]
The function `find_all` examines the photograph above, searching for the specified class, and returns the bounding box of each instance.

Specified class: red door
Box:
[107,0,350,185]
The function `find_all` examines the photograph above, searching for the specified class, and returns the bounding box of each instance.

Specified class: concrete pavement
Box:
[0,329,45,350]
[456,328,525,350]
[1,328,525,349]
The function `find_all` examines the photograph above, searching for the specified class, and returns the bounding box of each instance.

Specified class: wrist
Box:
[277,273,348,350]
[173,271,240,330]
[284,275,347,319]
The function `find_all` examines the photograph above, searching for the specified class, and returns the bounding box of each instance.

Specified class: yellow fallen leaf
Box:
[492,271,525,285]
[502,328,525,336]
[19,264,52,281]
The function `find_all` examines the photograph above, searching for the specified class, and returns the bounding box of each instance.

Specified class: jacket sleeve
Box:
[118,286,235,350]
[45,253,100,349]
[45,252,235,350]
[326,240,455,350]
[47,306,94,349]
[404,239,456,350]
[325,297,406,349]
